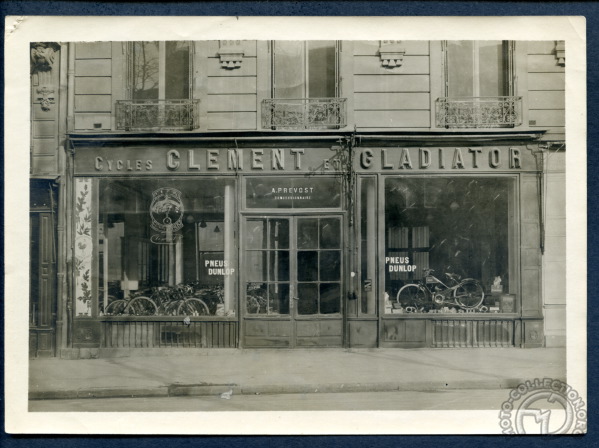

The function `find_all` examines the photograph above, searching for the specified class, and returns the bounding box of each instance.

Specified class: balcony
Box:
[116,100,200,131]
[436,96,522,129]
[262,98,347,130]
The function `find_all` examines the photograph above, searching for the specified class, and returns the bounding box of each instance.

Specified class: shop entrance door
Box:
[242,215,344,348]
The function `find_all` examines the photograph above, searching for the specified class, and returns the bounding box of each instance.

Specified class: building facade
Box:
[29,40,566,357]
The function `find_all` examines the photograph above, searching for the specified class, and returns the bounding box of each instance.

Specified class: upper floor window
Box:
[437,41,521,128]
[262,41,346,129]
[444,40,514,97]
[117,42,198,131]
[271,41,339,99]
[128,41,192,100]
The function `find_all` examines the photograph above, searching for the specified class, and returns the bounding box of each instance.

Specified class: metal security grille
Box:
[432,319,515,348]
[101,320,238,348]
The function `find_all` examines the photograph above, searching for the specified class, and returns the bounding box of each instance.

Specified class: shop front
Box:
[67,137,544,350]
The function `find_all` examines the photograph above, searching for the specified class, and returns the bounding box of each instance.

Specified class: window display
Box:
[96,177,236,317]
[384,177,514,314]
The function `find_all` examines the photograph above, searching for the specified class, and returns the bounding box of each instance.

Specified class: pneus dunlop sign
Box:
[499,378,587,434]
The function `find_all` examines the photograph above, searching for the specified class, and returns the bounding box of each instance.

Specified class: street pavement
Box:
[28,347,567,402]
[29,389,539,412]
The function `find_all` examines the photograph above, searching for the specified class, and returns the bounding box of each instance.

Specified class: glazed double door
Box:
[242,215,344,348]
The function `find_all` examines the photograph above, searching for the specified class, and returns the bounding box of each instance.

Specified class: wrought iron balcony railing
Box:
[436,96,522,129]
[116,100,200,131]
[262,98,347,130]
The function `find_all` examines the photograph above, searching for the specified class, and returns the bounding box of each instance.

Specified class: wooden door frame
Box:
[239,212,346,348]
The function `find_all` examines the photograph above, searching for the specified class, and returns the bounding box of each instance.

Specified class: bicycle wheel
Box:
[177,298,210,316]
[104,299,127,315]
[397,284,427,307]
[126,296,158,316]
[454,280,484,309]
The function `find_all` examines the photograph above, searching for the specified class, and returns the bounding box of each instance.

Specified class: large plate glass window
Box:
[96,178,236,317]
[383,177,516,314]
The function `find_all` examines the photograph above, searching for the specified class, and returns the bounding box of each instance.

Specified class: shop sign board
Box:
[74,145,536,175]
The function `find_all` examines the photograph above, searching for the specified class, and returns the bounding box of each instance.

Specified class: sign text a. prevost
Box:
[77,146,535,174]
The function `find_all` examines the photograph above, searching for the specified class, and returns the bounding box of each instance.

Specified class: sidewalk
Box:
[28,348,566,400]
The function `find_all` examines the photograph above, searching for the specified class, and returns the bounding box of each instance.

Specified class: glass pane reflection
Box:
[269,219,289,249]
[298,251,318,281]
[320,218,340,249]
[269,251,290,282]
[297,219,318,249]
[297,283,318,315]
[320,251,340,281]
[246,251,267,281]
[320,283,340,314]
[246,220,266,249]
[269,283,290,315]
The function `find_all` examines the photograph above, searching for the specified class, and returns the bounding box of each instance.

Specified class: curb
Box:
[30,377,567,401]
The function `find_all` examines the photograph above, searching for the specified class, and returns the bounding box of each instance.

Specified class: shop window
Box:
[383,177,515,314]
[95,178,236,317]
[262,41,346,129]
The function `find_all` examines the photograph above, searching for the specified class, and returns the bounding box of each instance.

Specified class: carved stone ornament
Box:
[30,42,61,73]
[379,40,406,68]
[555,41,565,66]
[36,85,56,111]
[218,40,244,70]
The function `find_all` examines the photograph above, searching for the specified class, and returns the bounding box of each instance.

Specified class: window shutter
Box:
[335,41,340,98]
[126,42,133,100]
[270,40,276,98]
[507,41,516,96]
[188,41,194,100]
[441,41,449,97]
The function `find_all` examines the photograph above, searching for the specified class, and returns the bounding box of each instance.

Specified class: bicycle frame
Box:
[419,274,460,302]
[397,269,485,311]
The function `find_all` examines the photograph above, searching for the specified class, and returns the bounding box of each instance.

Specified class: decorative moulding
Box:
[36,85,56,112]
[379,40,406,68]
[555,41,565,66]
[30,42,61,73]
[218,40,244,70]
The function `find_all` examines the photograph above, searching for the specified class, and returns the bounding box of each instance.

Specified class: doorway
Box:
[242,215,344,348]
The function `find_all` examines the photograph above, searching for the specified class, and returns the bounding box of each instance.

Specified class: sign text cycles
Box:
[92,147,525,172]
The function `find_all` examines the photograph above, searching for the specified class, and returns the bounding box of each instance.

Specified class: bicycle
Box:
[396,268,485,311]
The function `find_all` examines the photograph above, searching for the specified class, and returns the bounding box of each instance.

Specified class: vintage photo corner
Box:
[5,15,586,435]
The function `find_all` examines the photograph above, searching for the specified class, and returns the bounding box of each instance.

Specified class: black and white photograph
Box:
[5,15,586,434]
